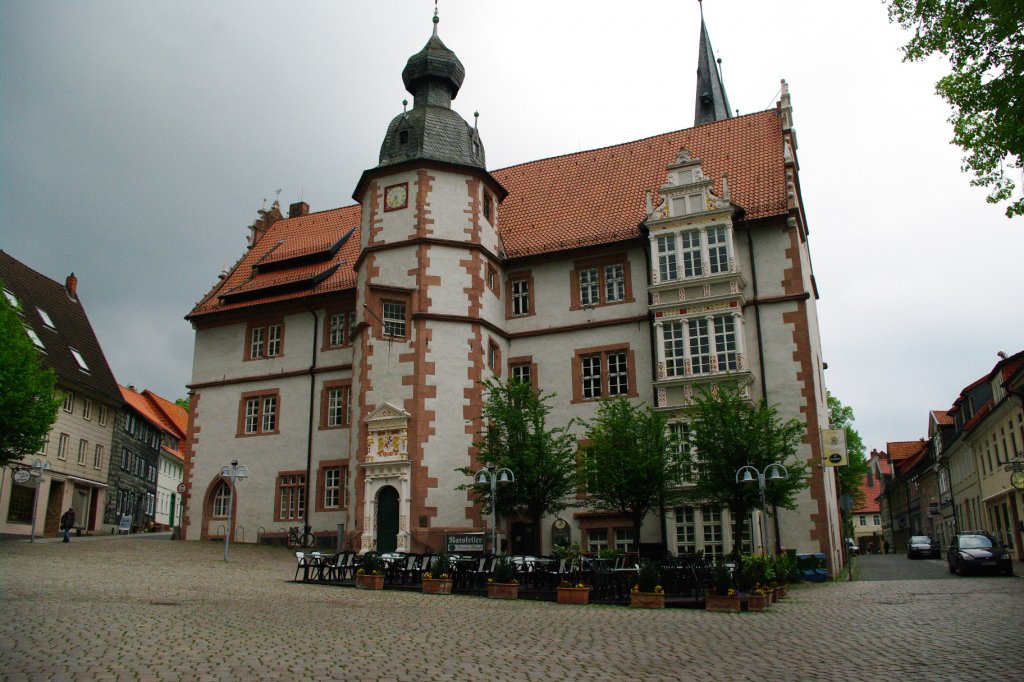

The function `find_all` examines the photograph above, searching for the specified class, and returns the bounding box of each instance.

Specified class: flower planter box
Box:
[776,585,787,599]
[745,594,769,611]
[355,573,384,590]
[422,577,453,595]
[705,594,741,613]
[629,591,665,609]
[487,582,519,600]
[769,587,779,604]
[556,586,590,605]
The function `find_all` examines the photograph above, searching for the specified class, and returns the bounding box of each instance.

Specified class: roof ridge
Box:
[491,109,778,174]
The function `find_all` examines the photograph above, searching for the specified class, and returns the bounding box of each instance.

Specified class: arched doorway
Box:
[376,486,399,553]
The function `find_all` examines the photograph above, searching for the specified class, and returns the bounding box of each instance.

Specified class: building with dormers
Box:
[1,250,121,537]
[183,12,842,572]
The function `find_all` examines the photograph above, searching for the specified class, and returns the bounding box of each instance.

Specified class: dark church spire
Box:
[694,3,732,127]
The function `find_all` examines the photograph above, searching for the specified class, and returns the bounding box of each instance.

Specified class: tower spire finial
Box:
[694,4,732,126]
[433,0,439,37]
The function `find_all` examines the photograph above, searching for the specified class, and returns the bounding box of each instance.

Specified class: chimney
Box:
[997,350,1008,360]
[65,273,78,300]
[289,201,310,218]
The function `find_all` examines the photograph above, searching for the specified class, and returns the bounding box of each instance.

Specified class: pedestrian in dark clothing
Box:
[60,508,75,543]
[883,540,890,554]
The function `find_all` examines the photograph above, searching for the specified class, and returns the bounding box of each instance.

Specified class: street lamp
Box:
[220,460,248,561]
[736,463,789,556]
[474,463,514,554]
[17,459,52,543]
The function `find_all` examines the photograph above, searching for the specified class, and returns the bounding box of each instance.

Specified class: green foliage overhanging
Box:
[887,0,1024,218]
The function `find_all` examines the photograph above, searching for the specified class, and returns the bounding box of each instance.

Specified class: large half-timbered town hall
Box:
[183,11,843,573]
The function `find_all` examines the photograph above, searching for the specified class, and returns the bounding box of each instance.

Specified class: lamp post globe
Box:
[473,462,514,554]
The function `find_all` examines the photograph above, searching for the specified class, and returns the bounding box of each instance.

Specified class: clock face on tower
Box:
[385,183,408,211]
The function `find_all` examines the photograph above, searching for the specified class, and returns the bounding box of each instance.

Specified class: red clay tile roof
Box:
[189,206,361,319]
[492,110,787,258]
[930,410,953,425]
[854,475,881,514]
[120,385,166,430]
[189,110,787,317]
[886,440,926,461]
[120,385,189,461]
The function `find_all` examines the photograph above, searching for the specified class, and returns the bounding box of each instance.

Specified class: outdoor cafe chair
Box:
[293,552,310,582]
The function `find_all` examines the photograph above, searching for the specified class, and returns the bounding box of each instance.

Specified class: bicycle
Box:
[286,524,316,549]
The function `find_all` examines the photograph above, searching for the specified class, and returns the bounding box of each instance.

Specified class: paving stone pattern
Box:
[1,536,1022,681]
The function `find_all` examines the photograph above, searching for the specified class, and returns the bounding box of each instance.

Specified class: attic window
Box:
[473,140,480,156]
[70,347,90,372]
[25,327,44,350]
[3,289,17,308]
[37,307,55,329]
[399,130,409,145]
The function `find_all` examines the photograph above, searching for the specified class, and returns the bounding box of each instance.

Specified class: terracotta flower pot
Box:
[745,593,769,611]
[629,591,665,609]
[355,573,384,590]
[487,582,519,600]
[421,577,453,595]
[556,586,590,605]
[705,594,741,613]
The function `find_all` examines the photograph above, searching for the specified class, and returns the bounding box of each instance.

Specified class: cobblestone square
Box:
[2,537,1022,681]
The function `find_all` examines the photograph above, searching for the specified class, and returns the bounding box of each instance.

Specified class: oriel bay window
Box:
[659,313,742,378]
[238,390,280,436]
[652,224,734,282]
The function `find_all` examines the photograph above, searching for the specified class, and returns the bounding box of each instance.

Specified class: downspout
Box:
[304,303,319,532]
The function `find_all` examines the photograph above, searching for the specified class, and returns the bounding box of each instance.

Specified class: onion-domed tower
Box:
[349,10,506,554]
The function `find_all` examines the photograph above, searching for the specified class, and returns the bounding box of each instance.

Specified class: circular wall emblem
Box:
[828,453,843,464]
[176,482,188,494]
[13,469,32,484]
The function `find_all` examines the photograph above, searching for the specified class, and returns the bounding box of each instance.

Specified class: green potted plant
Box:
[554,543,590,605]
[630,559,665,609]
[355,553,385,590]
[741,554,771,611]
[487,555,519,600]
[705,561,740,612]
[422,552,453,594]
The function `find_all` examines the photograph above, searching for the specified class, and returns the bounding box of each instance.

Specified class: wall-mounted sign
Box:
[13,469,31,484]
[822,428,848,467]
[176,482,187,494]
[551,518,571,548]
[446,532,484,554]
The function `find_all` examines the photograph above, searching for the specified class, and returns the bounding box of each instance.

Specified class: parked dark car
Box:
[947,534,1014,576]
[907,535,940,559]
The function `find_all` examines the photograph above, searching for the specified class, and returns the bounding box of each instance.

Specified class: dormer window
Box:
[70,347,89,372]
[37,307,55,329]
[26,327,45,350]
[399,130,409,145]
[473,140,480,156]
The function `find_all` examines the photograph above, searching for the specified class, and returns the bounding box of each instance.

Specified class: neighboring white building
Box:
[182,13,842,573]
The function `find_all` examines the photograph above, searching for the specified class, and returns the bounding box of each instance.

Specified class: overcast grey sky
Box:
[2,1,1021,453]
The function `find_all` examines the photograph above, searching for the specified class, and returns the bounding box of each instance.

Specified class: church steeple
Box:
[694,4,732,127]
[378,8,484,169]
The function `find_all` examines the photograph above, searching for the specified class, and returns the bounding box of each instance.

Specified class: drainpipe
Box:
[304,304,319,532]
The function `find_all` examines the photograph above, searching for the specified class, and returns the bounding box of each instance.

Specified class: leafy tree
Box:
[580,398,684,555]
[683,383,807,556]
[0,284,62,467]
[887,0,1024,218]
[458,377,578,555]
[175,397,190,411]
[828,393,869,514]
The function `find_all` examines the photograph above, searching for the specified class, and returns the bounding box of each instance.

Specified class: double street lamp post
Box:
[736,463,789,556]
[474,463,514,554]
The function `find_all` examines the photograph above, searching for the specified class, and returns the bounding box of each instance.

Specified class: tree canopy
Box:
[580,398,684,553]
[887,0,1024,218]
[0,285,62,467]
[458,377,578,554]
[828,392,869,513]
[683,383,808,555]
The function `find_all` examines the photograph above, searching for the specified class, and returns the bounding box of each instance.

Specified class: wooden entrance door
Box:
[376,486,399,553]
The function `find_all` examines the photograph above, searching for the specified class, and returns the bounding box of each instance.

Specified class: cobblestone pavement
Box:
[2,536,1022,681]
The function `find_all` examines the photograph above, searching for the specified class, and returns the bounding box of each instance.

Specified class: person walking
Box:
[60,508,75,543]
